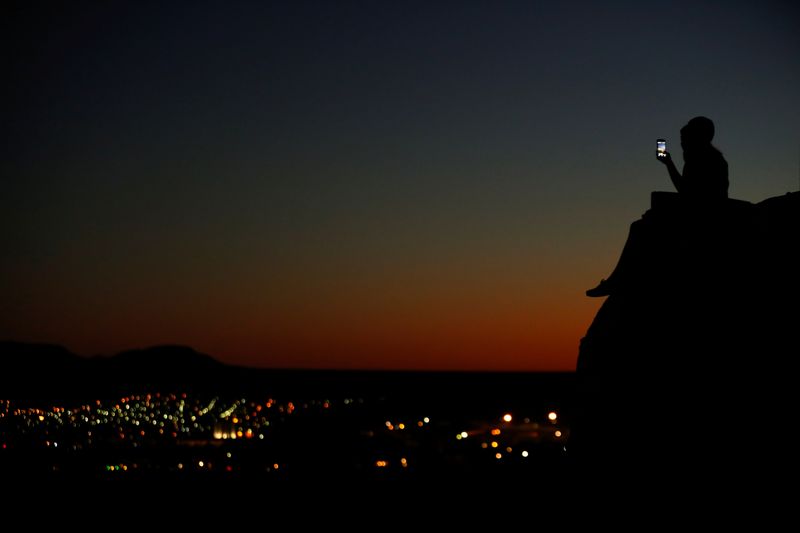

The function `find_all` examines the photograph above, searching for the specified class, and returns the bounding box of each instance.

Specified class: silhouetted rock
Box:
[572,191,799,471]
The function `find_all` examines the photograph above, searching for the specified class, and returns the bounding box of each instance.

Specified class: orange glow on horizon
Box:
[3,260,601,371]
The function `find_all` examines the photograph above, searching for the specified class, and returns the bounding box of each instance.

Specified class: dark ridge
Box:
[0,342,224,403]
[0,340,82,369]
[111,344,221,367]
[0,341,574,415]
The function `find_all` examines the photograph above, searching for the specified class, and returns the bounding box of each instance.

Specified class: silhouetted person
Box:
[586,116,729,296]
[657,116,728,200]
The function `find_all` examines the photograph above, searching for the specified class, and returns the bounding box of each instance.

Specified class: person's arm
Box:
[657,152,684,193]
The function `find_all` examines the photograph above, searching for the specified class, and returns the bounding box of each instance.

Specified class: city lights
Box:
[0,390,570,477]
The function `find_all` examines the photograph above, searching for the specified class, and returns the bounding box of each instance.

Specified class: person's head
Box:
[680,116,715,151]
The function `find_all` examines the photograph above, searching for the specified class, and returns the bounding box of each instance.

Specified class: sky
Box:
[2,1,798,370]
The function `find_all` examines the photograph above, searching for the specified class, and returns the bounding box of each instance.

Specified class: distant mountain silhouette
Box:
[0,342,225,402]
[0,341,574,416]
[572,191,799,471]
[0,341,84,373]
[102,345,224,384]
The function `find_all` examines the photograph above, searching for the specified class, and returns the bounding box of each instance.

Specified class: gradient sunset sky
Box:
[2,1,798,370]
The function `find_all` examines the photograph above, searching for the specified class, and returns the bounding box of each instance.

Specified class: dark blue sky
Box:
[2,1,798,369]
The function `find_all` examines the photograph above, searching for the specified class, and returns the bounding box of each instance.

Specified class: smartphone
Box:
[657,138,667,157]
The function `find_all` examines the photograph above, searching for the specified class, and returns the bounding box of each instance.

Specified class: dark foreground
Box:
[0,348,574,482]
